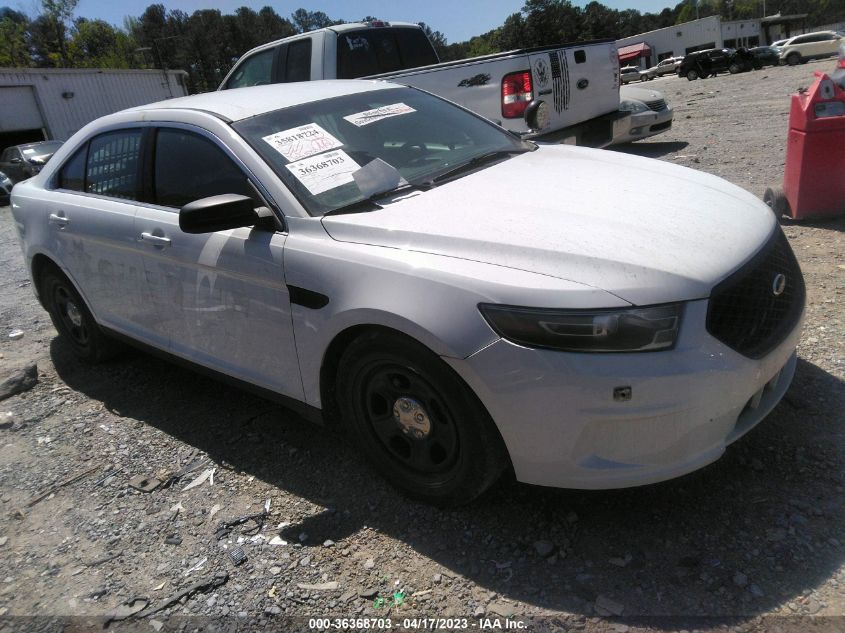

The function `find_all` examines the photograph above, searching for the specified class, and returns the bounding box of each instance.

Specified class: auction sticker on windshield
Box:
[285,149,359,195]
[343,103,416,127]
[262,123,342,162]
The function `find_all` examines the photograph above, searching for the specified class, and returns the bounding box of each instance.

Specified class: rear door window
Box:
[284,39,312,82]
[59,145,87,192]
[86,129,143,200]
[336,28,437,78]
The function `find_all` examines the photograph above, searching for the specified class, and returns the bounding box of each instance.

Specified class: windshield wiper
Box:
[322,183,427,217]
[425,147,535,186]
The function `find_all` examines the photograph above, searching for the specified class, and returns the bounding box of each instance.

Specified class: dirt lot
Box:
[0,60,843,633]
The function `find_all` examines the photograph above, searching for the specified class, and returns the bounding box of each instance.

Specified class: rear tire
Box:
[729,63,741,74]
[336,331,508,506]
[686,69,699,81]
[40,265,120,363]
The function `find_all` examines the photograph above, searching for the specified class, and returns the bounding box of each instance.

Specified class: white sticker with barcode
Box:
[262,123,342,162]
[343,103,416,127]
[286,150,359,195]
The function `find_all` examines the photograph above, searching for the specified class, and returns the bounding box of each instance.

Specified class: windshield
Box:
[233,87,532,216]
[21,141,63,162]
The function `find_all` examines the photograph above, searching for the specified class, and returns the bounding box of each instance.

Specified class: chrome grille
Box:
[644,98,667,112]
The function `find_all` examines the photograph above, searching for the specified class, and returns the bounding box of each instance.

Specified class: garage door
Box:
[0,86,45,132]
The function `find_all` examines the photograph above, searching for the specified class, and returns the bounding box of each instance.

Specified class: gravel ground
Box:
[0,60,843,633]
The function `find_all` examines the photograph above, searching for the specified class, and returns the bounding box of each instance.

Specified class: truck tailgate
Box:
[527,42,619,137]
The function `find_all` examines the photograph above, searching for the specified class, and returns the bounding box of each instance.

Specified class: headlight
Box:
[478,303,684,352]
[620,99,651,114]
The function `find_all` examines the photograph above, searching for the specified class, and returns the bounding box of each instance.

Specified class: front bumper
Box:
[611,104,674,145]
[444,299,802,489]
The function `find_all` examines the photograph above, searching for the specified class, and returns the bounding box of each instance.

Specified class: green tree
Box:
[417,22,448,59]
[0,8,30,66]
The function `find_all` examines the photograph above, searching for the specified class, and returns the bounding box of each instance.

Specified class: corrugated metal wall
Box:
[0,69,189,141]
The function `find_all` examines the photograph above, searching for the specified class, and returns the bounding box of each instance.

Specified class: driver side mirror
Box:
[10,158,21,164]
[179,194,272,234]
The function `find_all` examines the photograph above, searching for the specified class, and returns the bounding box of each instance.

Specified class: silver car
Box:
[11,80,804,505]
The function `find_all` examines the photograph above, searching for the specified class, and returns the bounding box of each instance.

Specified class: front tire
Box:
[40,266,120,363]
[764,186,790,219]
[686,69,699,81]
[729,63,741,74]
[786,52,800,66]
[336,331,508,506]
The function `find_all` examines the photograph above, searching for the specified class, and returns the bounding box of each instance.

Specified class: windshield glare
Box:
[234,87,531,215]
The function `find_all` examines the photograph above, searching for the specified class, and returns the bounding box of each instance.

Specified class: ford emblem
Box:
[772,273,787,296]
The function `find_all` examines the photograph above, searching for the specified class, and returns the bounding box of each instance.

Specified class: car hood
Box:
[620,85,666,102]
[321,145,776,305]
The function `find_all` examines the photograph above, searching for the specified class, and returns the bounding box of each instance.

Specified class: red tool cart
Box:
[764,72,845,220]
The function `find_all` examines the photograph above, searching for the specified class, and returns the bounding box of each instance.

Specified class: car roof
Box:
[125,80,399,122]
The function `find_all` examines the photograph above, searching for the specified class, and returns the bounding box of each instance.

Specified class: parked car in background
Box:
[779,31,842,65]
[0,141,63,183]
[646,56,682,79]
[11,80,804,505]
[833,42,845,90]
[621,64,648,83]
[0,171,12,205]
[612,85,673,144]
[770,39,789,48]
[749,46,781,68]
[679,48,753,80]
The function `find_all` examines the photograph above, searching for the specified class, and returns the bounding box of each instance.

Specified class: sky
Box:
[12,0,678,43]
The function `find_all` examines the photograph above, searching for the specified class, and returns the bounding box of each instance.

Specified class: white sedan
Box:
[611,85,674,144]
[10,80,804,505]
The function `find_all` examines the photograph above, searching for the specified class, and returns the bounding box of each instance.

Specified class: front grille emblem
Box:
[772,273,787,296]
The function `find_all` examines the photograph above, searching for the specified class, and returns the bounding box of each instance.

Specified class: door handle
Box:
[140,232,172,247]
[48,213,69,227]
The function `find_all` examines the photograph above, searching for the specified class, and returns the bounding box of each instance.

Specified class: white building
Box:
[617,16,723,68]
[0,68,188,148]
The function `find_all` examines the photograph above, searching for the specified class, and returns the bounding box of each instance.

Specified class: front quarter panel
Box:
[283,217,628,407]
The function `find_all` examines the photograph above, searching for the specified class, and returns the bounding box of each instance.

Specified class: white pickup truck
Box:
[218,21,627,147]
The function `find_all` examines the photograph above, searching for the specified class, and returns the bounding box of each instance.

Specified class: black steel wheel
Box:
[40,265,120,363]
[336,331,509,506]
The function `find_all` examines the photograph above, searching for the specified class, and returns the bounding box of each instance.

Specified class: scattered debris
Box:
[268,536,288,546]
[27,465,99,507]
[297,581,339,591]
[268,585,277,598]
[152,582,166,591]
[363,558,375,570]
[359,588,379,599]
[0,364,37,401]
[0,412,14,429]
[184,557,208,576]
[214,503,270,540]
[105,597,150,625]
[8,330,24,340]
[128,474,162,493]
[135,572,229,618]
[182,468,215,491]
[164,534,182,546]
[208,504,221,521]
[84,553,121,567]
[609,554,632,568]
[594,595,624,616]
[0,537,7,547]
[228,545,247,566]
[487,602,514,617]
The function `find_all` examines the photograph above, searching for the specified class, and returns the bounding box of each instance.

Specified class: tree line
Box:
[2,0,844,92]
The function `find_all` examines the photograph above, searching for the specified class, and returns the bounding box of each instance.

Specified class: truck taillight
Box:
[502,71,533,119]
